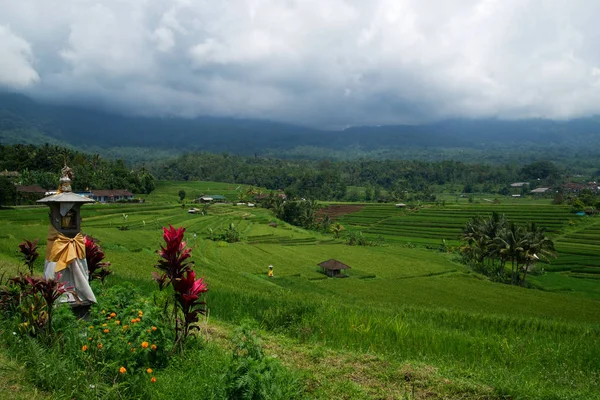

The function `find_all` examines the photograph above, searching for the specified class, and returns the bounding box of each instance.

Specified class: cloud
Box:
[2,0,600,127]
[0,25,39,88]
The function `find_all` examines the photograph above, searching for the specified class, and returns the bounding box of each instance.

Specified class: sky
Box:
[1,0,600,128]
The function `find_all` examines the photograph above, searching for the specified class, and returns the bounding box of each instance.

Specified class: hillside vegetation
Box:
[0,180,599,399]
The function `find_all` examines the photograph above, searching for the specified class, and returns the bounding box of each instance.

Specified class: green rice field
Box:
[0,181,599,399]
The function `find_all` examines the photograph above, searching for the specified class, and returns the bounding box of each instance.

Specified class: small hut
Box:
[318,259,351,278]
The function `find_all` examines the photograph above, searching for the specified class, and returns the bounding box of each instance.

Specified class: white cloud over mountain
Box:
[2,0,600,127]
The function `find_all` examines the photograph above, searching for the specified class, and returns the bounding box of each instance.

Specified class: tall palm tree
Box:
[494,222,526,284]
[520,222,556,284]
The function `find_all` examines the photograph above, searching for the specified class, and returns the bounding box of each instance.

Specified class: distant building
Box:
[530,187,551,194]
[255,193,287,201]
[0,170,20,178]
[90,189,134,203]
[195,194,227,203]
[16,185,47,203]
[510,182,529,187]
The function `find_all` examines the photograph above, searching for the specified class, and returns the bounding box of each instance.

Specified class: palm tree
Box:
[494,222,526,284]
[321,214,332,233]
[330,222,345,239]
[520,222,556,284]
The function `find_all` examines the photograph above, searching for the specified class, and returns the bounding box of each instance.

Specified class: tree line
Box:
[0,144,155,195]
[154,152,568,201]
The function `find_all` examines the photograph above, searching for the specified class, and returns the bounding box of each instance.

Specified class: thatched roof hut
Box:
[318,259,351,278]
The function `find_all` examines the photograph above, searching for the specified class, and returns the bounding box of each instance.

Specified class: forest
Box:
[1,143,575,204]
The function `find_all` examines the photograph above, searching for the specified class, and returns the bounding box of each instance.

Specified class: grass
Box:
[0,188,599,399]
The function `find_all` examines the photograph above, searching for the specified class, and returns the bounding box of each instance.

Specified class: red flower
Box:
[155,225,193,288]
[84,235,112,283]
[173,270,208,325]
[18,238,39,274]
[173,270,208,305]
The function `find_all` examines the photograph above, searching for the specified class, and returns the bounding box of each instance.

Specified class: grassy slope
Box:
[0,183,599,399]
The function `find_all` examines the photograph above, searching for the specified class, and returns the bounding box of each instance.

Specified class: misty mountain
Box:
[2,92,600,159]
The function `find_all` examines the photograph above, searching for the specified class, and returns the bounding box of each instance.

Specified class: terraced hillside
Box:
[337,203,572,245]
[1,191,599,399]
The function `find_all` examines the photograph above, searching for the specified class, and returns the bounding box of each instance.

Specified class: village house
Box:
[530,187,551,194]
[16,185,47,204]
[195,194,227,203]
[90,189,134,203]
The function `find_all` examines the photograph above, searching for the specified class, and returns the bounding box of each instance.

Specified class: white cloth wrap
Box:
[44,258,97,304]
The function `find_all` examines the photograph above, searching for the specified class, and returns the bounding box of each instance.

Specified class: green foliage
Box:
[0,144,156,194]
[207,223,242,243]
[84,284,171,370]
[226,322,304,400]
[274,199,319,229]
[0,176,16,207]
[461,213,556,285]
[1,188,600,398]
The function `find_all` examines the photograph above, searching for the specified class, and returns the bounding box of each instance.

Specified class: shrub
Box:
[85,236,112,283]
[154,225,208,352]
[226,322,304,400]
[18,238,39,275]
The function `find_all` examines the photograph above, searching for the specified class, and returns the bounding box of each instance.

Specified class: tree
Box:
[0,177,16,207]
[178,189,186,203]
[519,223,556,284]
[330,222,345,239]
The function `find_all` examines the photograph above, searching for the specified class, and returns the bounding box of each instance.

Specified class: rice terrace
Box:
[0,177,599,399]
[3,3,600,398]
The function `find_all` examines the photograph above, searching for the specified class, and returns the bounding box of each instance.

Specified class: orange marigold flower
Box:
[88,337,93,341]
[104,329,109,333]
[131,319,137,323]
[147,330,151,333]
[151,326,157,331]
[89,326,94,329]
[150,377,156,383]
[119,367,126,374]
[102,323,107,327]
[82,345,88,351]
[123,325,129,330]
[141,341,149,349]
[135,318,141,323]
[107,316,111,320]
[146,368,153,374]
[110,312,116,317]
[101,310,105,314]
[97,343,103,349]
[151,344,157,351]
[116,320,121,325]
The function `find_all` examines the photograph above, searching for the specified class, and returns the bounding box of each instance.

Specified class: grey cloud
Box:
[0,25,39,88]
[2,0,600,128]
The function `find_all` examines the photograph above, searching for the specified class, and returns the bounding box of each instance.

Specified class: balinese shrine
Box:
[37,165,96,304]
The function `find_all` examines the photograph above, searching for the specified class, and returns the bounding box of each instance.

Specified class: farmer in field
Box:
[268,264,274,278]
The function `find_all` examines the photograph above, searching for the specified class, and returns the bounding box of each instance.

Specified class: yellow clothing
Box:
[268,269,274,277]
[46,226,86,272]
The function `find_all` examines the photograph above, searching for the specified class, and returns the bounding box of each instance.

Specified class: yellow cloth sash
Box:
[46,226,86,272]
